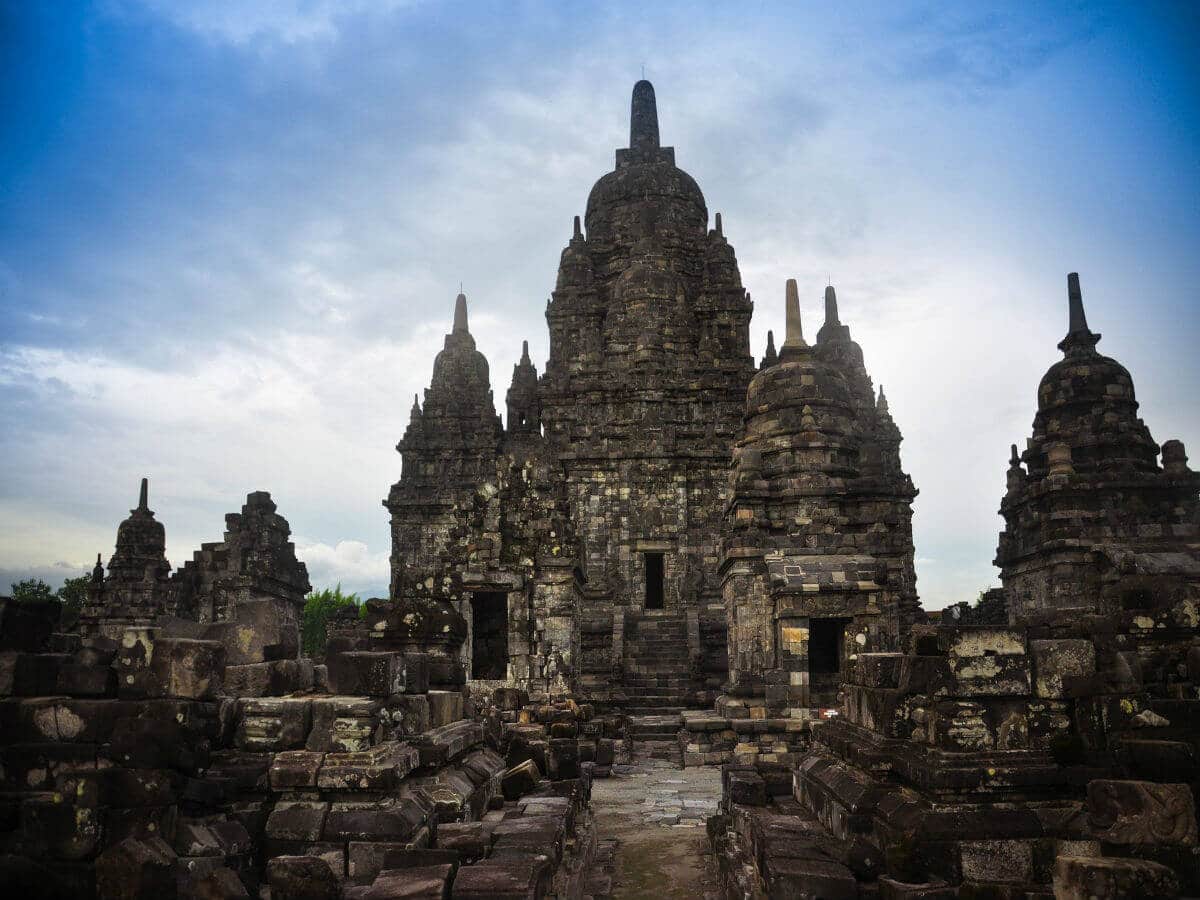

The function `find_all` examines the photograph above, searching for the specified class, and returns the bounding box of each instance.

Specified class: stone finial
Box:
[1162,439,1190,475]
[824,284,840,326]
[715,212,723,237]
[1067,272,1088,333]
[760,329,778,368]
[630,79,660,152]
[92,553,105,583]
[877,385,889,414]
[453,292,469,334]
[520,340,531,365]
[573,215,582,239]
[137,477,149,512]
[1059,272,1100,355]
[1006,443,1024,490]
[781,279,806,352]
[411,394,421,416]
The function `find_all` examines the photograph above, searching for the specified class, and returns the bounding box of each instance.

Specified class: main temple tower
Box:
[540,80,755,613]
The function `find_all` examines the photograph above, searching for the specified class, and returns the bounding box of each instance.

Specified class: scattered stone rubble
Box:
[6,80,1198,897]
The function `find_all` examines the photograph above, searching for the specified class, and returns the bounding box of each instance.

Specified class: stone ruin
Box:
[2,80,1197,898]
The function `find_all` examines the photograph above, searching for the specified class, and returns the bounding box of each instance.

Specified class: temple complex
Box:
[1,80,1197,898]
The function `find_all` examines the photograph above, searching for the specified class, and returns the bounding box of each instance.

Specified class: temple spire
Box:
[630,80,660,152]
[453,292,469,334]
[824,285,840,326]
[1058,271,1100,356]
[715,212,723,237]
[573,215,582,239]
[877,385,889,414]
[1067,272,1088,334]
[760,329,778,368]
[781,279,806,353]
[137,478,148,512]
[520,340,531,365]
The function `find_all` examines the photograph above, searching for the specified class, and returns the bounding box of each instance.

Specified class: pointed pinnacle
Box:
[824,284,840,325]
[781,279,806,351]
[1067,272,1088,334]
[138,477,149,511]
[453,292,469,334]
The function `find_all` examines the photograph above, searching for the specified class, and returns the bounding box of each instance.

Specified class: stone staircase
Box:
[620,611,695,715]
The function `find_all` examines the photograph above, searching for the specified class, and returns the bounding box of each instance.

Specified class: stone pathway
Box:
[584,757,723,899]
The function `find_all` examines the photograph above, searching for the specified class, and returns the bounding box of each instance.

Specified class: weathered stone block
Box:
[269,750,325,790]
[96,836,177,900]
[324,799,427,843]
[328,652,406,697]
[1088,779,1198,846]
[235,698,312,751]
[1053,855,1180,900]
[151,638,225,700]
[363,863,454,899]
[265,801,329,842]
[317,741,419,791]
[427,691,464,728]
[451,856,552,898]
[501,759,542,801]
[1030,639,1095,699]
[266,854,339,900]
[959,839,1033,884]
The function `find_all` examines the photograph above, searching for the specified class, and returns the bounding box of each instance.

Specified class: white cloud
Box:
[294,539,390,596]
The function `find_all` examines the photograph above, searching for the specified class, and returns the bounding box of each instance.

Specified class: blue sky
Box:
[2,1,1198,607]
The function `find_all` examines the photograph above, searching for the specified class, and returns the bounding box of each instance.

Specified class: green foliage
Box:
[302,584,362,658]
[10,578,56,604]
[8,573,93,632]
[56,575,91,631]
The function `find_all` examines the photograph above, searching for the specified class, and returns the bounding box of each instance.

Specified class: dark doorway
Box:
[809,617,850,675]
[470,592,508,679]
[644,552,665,609]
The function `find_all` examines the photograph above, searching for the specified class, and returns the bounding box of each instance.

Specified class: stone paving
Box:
[585,750,723,899]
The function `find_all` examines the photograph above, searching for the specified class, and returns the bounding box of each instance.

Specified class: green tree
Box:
[10,578,56,604]
[56,575,91,631]
[301,584,361,658]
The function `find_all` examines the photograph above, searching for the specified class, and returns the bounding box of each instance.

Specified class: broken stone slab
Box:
[96,835,177,900]
[381,694,431,738]
[187,866,250,899]
[269,750,326,790]
[1030,639,1096,699]
[265,801,329,842]
[323,798,429,843]
[762,854,858,900]
[150,638,226,700]
[411,721,484,768]
[362,863,454,899]
[958,839,1034,884]
[207,598,300,666]
[1087,779,1198,846]
[328,651,406,697]
[725,767,768,807]
[450,855,553,899]
[1053,855,1180,900]
[427,691,464,728]
[266,854,339,900]
[222,659,314,698]
[317,741,420,791]
[235,697,312,751]
[489,814,566,861]
[436,822,488,862]
[306,696,384,752]
[501,759,542,801]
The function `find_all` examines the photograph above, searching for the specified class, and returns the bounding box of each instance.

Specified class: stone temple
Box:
[2,80,1198,899]
[385,80,917,724]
